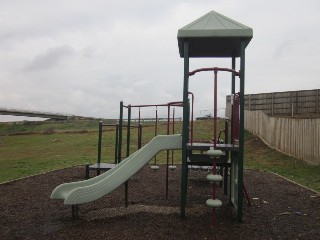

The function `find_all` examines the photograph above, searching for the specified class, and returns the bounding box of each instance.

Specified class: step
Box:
[168,165,177,170]
[206,199,222,208]
[205,149,224,157]
[150,165,160,170]
[206,174,223,183]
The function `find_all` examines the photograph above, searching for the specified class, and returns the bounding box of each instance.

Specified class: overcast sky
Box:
[1,0,320,121]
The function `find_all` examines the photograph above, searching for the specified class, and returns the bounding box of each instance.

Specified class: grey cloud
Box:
[1,0,320,122]
[24,45,75,71]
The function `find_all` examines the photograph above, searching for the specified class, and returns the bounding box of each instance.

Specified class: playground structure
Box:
[51,10,252,224]
[121,101,183,168]
[84,100,184,209]
[85,99,183,179]
[178,10,253,223]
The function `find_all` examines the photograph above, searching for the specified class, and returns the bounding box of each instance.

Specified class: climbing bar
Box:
[188,67,240,76]
[126,101,183,108]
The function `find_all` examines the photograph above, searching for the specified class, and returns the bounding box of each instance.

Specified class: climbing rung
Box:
[205,149,224,157]
[206,199,222,208]
[168,165,177,170]
[206,174,223,182]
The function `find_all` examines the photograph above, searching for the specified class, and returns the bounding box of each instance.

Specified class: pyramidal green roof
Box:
[177,11,253,57]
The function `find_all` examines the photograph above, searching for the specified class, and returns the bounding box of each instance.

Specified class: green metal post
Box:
[125,105,131,208]
[138,124,142,149]
[231,56,236,143]
[97,120,103,175]
[118,101,123,164]
[126,105,131,157]
[180,41,189,219]
[238,41,246,222]
[230,56,236,203]
[115,124,119,164]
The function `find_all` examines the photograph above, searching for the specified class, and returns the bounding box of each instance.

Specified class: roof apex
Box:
[177,11,253,57]
[178,10,252,37]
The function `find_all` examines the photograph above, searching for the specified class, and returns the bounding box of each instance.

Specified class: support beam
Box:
[118,101,123,164]
[231,57,236,143]
[180,41,189,219]
[237,40,246,222]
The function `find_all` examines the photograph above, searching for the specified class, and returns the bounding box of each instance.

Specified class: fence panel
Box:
[245,110,320,165]
[227,89,320,117]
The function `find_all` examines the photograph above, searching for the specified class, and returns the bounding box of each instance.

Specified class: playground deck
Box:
[0,164,319,239]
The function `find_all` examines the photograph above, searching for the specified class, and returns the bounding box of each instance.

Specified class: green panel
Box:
[237,40,246,222]
[178,10,253,38]
[177,10,253,58]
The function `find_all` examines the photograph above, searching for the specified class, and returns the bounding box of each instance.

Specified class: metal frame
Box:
[121,101,183,199]
[180,40,247,222]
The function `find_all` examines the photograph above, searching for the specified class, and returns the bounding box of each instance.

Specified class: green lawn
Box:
[0,132,98,181]
[243,130,320,192]
[0,120,319,193]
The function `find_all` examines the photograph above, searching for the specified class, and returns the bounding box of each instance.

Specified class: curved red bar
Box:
[189,67,240,76]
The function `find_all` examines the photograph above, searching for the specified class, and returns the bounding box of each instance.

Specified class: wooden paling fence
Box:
[226,89,320,117]
[244,110,320,165]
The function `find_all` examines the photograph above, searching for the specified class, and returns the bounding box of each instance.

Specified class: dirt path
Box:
[0,165,319,239]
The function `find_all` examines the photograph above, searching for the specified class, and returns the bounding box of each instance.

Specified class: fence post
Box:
[271,93,274,116]
[295,91,299,115]
[317,90,319,115]
[290,92,294,116]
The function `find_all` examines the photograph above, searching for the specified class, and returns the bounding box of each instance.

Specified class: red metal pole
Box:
[188,92,194,143]
[167,105,170,135]
[212,69,218,226]
[172,108,175,165]
[189,67,239,76]
[213,70,218,149]
[167,101,183,107]
[233,93,240,143]
[129,103,169,108]
[155,107,158,136]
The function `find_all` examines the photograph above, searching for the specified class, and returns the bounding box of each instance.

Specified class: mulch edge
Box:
[0,164,83,186]
[268,171,320,195]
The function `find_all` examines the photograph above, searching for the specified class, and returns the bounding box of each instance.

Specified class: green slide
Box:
[51,135,182,205]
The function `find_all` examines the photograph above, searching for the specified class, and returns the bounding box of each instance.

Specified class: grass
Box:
[243,130,320,192]
[0,132,98,182]
[0,120,102,135]
[0,119,319,193]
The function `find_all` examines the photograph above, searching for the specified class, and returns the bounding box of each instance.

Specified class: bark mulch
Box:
[0,165,319,239]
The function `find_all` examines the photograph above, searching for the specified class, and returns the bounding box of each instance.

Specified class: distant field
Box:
[0,119,102,135]
[0,119,319,192]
